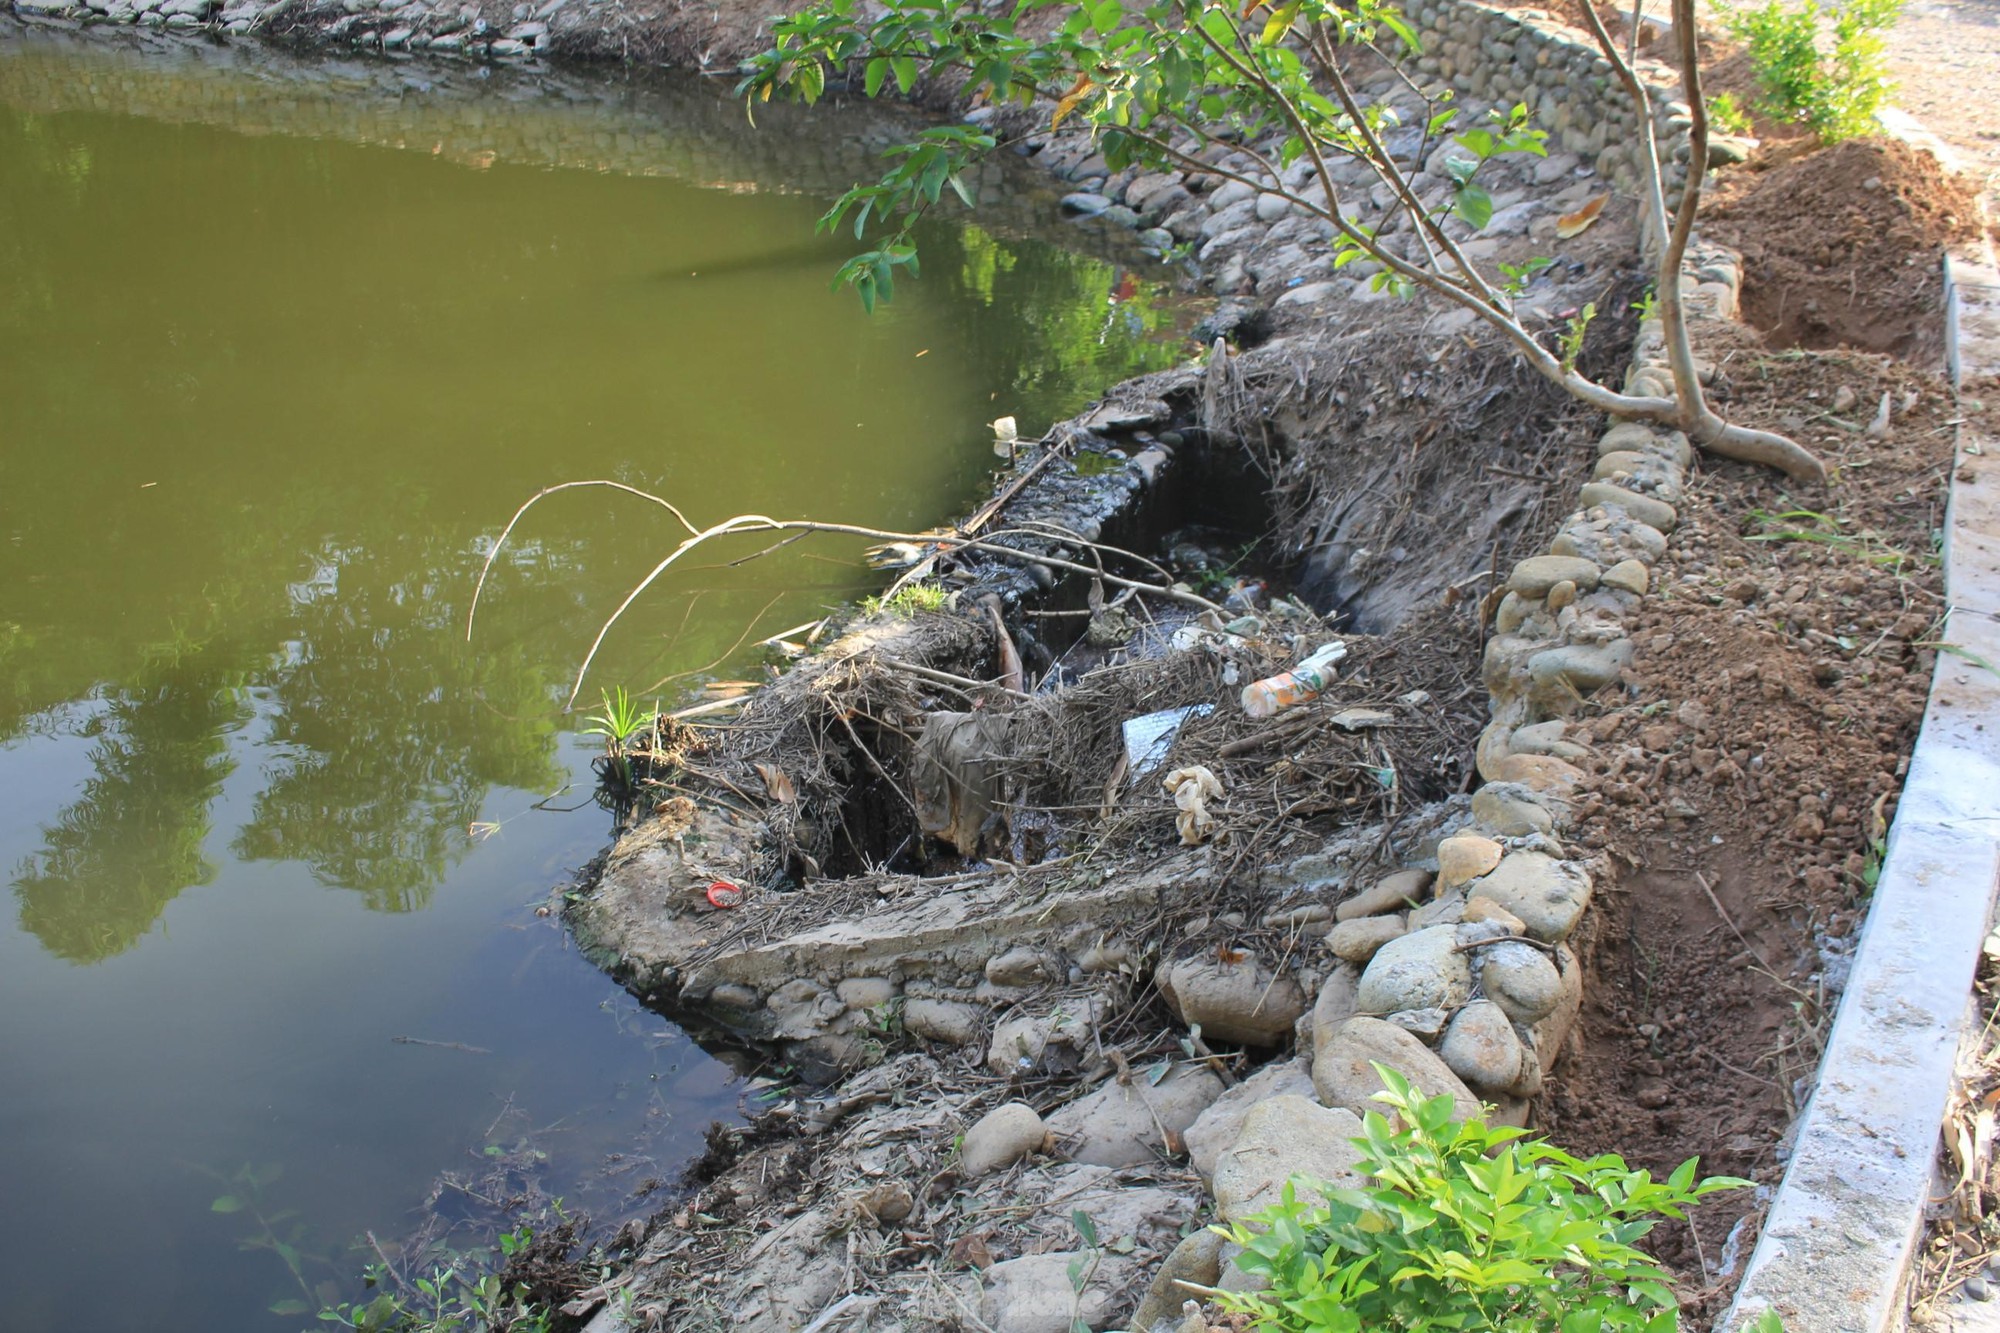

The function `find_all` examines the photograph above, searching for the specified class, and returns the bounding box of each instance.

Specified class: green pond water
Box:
[0,26,1187,1331]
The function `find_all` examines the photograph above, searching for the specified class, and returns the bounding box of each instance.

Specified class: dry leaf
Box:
[1556,194,1607,239]
[1051,75,1094,131]
[949,1232,994,1270]
[753,762,798,803]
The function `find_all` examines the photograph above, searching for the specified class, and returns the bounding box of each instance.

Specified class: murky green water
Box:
[0,26,1186,1331]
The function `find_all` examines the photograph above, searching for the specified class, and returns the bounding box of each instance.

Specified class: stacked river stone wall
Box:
[1399,0,1697,232]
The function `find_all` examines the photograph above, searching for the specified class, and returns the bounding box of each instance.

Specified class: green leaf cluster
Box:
[318,1227,556,1333]
[1706,91,1752,137]
[740,0,1549,310]
[1723,0,1901,143]
[1208,1065,1750,1332]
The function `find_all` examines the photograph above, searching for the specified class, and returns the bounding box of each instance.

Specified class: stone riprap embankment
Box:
[1006,0,1696,324]
[3,0,1699,316]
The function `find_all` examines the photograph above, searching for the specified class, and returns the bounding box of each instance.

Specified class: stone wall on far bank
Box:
[7,0,1697,237]
[0,17,1168,268]
[1400,1,1696,225]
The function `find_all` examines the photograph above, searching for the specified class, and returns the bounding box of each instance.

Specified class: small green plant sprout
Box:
[1633,284,1660,323]
[860,581,953,617]
[1723,0,1901,143]
[1926,639,2000,677]
[1746,508,1934,572]
[318,1222,559,1332]
[1068,1209,1104,1333]
[866,997,904,1035]
[1199,1065,1749,1332]
[1498,256,1556,296]
[1560,302,1598,374]
[583,685,655,750]
[582,685,657,786]
[318,1264,551,1333]
[1707,90,1753,136]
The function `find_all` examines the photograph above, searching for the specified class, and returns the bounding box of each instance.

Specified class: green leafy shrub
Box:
[1708,91,1753,136]
[1724,0,1902,143]
[1206,1066,1749,1331]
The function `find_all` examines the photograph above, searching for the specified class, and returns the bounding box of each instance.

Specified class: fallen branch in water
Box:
[467,479,1226,708]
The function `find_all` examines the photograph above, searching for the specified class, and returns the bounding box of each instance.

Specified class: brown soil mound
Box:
[1537,325,1969,1319]
[1704,137,1982,361]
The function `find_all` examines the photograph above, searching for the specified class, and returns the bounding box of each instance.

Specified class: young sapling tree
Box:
[742,0,1827,484]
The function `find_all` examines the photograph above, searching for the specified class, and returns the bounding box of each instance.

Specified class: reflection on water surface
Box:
[0,24,1188,1331]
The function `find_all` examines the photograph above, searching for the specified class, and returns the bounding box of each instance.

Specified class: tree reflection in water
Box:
[12,648,244,962]
[12,536,567,956]
[233,538,565,911]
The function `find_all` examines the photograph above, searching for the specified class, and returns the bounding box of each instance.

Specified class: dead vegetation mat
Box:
[1539,324,1967,1322]
[1220,287,1644,630]
[624,320,1616,973]
[644,605,1492,979]
[1913,937,2000,1325]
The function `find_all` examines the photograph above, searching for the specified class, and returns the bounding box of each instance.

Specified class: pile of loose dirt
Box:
[1704,136,1983,361]
[1535,324,1971,1319]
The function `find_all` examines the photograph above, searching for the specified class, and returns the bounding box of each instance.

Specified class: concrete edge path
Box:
[1722,124,2000,1333]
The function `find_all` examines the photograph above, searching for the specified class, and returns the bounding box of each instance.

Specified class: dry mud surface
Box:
[1552,326,1966,1315]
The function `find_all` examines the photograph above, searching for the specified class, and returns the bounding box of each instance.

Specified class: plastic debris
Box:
[1163,765,1224,845]
[1328,707,1395,730]
[991,415,1019,458]
[912,711,1014,857]
[1240,641,1348,718]
[1224,578,1266,612]
[1122,704,1214,781]
[706,881,744,909]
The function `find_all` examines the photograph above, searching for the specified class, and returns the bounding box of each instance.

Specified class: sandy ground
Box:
[1884,0,2000,213]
